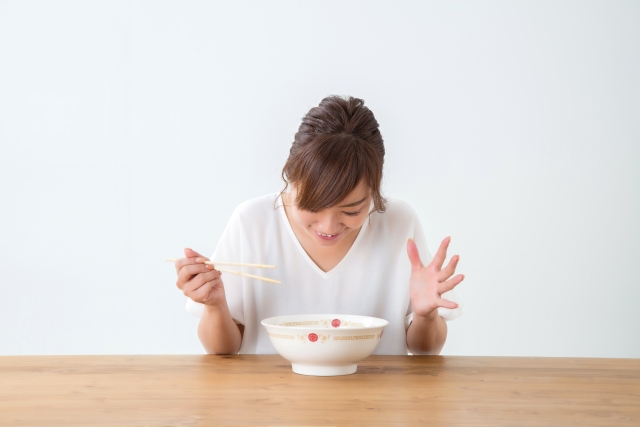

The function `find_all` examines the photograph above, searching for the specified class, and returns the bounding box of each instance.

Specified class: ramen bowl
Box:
[261,314,388,376]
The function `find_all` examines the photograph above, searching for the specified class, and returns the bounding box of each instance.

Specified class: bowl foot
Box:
[291,363,358,376]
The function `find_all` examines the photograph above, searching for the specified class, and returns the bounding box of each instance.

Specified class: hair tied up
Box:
[280,95,386,213]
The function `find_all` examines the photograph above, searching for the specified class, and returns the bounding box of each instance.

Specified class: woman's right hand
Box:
[174,248,226,307]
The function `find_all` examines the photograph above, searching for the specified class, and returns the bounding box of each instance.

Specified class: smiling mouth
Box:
[315,230,341,240]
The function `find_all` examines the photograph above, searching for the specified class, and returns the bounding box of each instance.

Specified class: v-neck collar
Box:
[276,193,369,279]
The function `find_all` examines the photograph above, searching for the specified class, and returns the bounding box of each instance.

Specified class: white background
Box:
[1,1,638,357]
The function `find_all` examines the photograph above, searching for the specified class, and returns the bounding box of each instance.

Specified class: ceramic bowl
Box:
[261,314,388,376]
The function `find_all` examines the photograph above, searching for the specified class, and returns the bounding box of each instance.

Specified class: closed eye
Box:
[343,211,361,217]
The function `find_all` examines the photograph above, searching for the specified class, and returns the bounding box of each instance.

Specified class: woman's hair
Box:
[281,95,386,213]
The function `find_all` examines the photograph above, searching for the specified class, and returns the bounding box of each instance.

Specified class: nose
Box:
[316,212,342,234]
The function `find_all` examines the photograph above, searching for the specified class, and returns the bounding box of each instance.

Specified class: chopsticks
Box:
[165,258,281,284]
[214,268,281,284]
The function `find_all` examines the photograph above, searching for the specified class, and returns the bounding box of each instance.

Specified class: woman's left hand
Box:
[407,236,464,318]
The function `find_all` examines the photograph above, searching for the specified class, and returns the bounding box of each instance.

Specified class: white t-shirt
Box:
[186,193,462,355]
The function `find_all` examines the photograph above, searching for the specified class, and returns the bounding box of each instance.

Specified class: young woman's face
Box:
[288,180,372,247]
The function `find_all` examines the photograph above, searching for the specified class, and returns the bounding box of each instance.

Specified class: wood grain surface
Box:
[1,355,638,426]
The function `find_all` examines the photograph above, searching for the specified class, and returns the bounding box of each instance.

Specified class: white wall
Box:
[1,0,638,357]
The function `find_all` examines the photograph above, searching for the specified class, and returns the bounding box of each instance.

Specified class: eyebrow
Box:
[339,197,367,208]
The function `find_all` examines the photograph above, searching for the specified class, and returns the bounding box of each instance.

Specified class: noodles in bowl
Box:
[261,314,388,376]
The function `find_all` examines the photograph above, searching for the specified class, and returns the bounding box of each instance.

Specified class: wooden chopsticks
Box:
[165,258,280,284]
[212,268,281,284]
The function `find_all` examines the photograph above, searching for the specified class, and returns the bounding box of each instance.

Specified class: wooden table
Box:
[1,355,639,426]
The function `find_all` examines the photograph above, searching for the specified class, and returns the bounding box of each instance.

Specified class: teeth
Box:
[319,232,334,237]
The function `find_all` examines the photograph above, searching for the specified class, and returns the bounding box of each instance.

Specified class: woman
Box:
[174,95,464,355]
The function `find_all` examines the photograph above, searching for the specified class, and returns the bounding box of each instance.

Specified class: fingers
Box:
[173,247,220,304]
[406,238,423,270]
[182,269,221,294]
[190,276,223,303]
[184,247,207,258]
[176,262,209,288]
[438,254,460,282]
[437,297,459,310]
[438,274,465,294]
[175,248,210,275]
[430,236,451,272]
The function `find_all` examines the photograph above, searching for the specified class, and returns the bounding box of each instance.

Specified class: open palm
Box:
[407,236,464,318]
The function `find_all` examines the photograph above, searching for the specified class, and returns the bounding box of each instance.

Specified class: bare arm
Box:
[406,310,447,355]
[197,302,244,355]
[406,237,464,356]
[175,248,244,355]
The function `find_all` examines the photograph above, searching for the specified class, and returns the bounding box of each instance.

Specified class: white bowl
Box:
[261,314,388,376]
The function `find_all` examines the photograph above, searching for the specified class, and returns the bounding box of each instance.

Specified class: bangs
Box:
[285,133,381,212]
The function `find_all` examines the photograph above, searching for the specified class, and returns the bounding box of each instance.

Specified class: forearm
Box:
[197,302,242,354]
[406,310,447,355]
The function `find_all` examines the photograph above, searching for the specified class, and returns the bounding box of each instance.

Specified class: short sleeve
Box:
[185,207,245,325]
[404,211,463,329]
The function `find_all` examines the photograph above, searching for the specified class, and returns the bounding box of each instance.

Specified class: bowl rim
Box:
[260,313,389,330]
